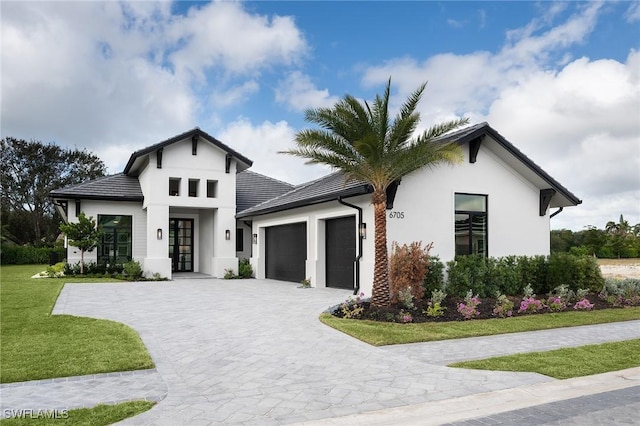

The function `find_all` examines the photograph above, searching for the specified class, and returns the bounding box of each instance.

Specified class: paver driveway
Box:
[51,278,554,425]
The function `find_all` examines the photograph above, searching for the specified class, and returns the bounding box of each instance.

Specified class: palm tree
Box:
[281,79,468,307]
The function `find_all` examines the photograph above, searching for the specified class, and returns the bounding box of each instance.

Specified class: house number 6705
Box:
[388,211,405,219]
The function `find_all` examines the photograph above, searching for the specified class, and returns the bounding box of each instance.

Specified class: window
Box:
[236,228,244,252]
[455,193,487,257]
[188,179,199,197]
[169,178,180,196]
[98,215,132,264]
[207,180,217,198]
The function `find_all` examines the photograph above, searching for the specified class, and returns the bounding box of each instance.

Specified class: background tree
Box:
[0,137,106,246]
[282,79,468,306]
[59,212,101,274]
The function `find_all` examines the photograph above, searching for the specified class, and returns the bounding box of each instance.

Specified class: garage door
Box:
[326,216,356,289]
[265,223,307,282]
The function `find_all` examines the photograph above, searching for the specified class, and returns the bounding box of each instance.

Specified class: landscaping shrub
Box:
[123,260,143,280]
[238,258,253,278]
[446,253,603,297]
[423,256,445,295]
[389,241,431,302]
[0,244,65,265]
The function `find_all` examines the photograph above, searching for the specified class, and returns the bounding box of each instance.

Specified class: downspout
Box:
[338,197,362,295]
[550,207,564,218]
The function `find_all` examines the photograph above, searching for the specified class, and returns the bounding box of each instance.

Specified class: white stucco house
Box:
[51,123,581,296]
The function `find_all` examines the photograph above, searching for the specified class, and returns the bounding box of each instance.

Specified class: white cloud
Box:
[625,2,640,23]
[275,71,339,111]
[209,80,260,108]
[217,118,329,185]
[360,3,639,230]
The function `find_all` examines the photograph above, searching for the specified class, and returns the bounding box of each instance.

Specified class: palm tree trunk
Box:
[371,190,391,307]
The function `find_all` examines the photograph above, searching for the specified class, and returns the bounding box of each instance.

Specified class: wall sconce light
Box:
[359,223,367,239]
[157,228,163,240]
[252,233,258,244]
[225,229,231,240]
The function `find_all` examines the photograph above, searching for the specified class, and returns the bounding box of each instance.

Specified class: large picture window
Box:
[455,194,487,257]
[98,215,132,264]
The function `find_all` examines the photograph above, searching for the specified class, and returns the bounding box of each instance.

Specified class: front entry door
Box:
[169,219,194,272]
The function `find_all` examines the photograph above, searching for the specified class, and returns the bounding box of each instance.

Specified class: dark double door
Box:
[169,219,193,272]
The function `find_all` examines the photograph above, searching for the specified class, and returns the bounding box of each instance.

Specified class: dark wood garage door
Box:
[265,223,307,282]
[326,216,356,289]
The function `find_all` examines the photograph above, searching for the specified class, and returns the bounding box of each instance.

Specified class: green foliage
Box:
[45,261,66,278]
[423,255,445,295]
[492,293,514,318]
[1,137,106,246]
[424,302,446,318]
[446,253,604,297]
[0,245,65,265]
[238,258,253,278]
[59,212,101,274]
[123,260,143,280]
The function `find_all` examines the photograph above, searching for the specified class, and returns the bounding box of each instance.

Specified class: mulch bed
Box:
[334,293,616,323]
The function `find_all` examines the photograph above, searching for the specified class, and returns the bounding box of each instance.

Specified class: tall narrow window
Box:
[236,228,244,252]
[169,178,180,196]
[207,180,217,198]
[97,215,132,264]
[455,193,487,257]
[188,179,199,197]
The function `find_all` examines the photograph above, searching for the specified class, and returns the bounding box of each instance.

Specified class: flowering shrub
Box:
[574,298,594,310]
[340,292,366,319]
[398,310,413,323]
[546,296,566,312]
[492,293,514,318]
[518,297,544,314]
[457,290,481,320]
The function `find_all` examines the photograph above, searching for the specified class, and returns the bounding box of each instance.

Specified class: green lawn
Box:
[449,339,640,379]
[0,401,155,425]
[320,307,640,346]
[0,265,154,383]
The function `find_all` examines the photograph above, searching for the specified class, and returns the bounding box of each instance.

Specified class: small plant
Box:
[152,272,164,280]
[424,289,447,317]
[238,258,253,278]
[574,298,594,310]
[551,284,575,304]
[518,296,544,314]
[300,277,312,288]
[492,293,514,318]
[546,296,566,312]
[123,260,143,280]
[398,309,413,323]
[576,288,589,299]
[45,262,66,278]
[522,284,536,299]
[457,290,481,320]
[397,287,415,310]
[340,292,365,319]
[389,241,431,302]
[223,269,235,279]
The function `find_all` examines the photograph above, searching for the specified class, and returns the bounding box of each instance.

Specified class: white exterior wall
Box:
[387,142,550,260]
[65,200,146,267]
[136,137,239,278]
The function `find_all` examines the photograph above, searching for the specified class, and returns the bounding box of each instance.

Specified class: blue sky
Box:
[2,1,639,231]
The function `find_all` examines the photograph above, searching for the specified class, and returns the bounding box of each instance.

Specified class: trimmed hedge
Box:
[0,245,66,265]
[446,253,603,298]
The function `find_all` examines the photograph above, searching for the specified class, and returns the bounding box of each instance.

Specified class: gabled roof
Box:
[236,172,371,218]
[236,171,295,213]
[443,122,581,206]
[49,173,143,202]
[123,127,253,176]
[237,122,581,218]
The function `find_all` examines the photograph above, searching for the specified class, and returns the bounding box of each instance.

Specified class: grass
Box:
[0,265,154,383]
[320,307,640,346]
[449,339,640,379]
[0,401,155,425]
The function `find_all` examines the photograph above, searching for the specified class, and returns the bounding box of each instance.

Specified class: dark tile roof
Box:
[236,172,371,218]
[49,173,143,202]
[237,122,581,218]
[236,171,295,213]
[123,127,252,175]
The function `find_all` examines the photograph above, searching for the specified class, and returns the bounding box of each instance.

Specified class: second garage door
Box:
[265,222,307,282]
[326,216,356,289]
